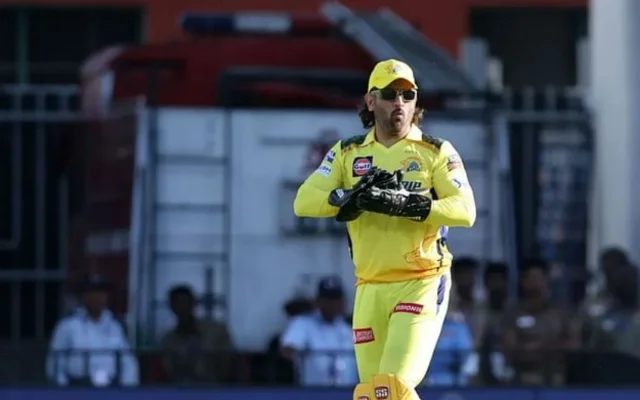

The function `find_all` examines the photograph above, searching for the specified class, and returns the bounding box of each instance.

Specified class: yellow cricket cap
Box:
[367,59,417,92]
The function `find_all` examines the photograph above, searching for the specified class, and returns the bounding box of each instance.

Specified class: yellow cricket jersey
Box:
[293,125,476,284]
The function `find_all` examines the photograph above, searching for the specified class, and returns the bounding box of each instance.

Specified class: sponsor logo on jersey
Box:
[393,302,424,315]
[352,156,373,177]
[401,181,423,191]
[374,386,390,400]
[316,164,332,177]
[324,149,336,163]
[353,328,375,344]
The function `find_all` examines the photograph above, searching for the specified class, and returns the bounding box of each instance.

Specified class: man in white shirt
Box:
[47,276,139,387]
[280,276,358,387]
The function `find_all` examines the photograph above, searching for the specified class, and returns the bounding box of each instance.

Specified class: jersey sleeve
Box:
[425,141,476,227]
[293,141,344,218]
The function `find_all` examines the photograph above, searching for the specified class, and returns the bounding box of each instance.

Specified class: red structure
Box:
[75,14,380,315]
[0,0,586,56]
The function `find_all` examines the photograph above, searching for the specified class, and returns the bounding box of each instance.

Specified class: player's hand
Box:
[328,167,393,222]
[373,169,404,190]
[356,187,410,214]
[328,167,382,207]
[328,188,356,208]
[357,186,433,221]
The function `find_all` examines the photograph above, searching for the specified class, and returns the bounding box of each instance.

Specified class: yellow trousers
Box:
[352,271,450,387]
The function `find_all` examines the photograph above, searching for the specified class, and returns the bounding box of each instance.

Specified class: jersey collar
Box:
[364,125,423,145]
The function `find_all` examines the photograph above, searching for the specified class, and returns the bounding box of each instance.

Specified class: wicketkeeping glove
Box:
[378,169,404,190]
[328,167,398,222]
[356,186,433,221]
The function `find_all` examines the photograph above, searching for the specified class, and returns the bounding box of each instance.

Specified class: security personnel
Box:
[280,276,358,387]
[294,59,476,400]
[46,276,139,387]
[424,308,476,386]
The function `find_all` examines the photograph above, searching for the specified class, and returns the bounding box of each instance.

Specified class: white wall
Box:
[137,108,497,350]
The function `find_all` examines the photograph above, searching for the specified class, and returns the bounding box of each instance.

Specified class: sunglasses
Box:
[372,88,417,102]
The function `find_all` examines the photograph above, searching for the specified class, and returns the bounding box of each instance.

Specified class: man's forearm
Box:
[426,195,476,227]
[294,183,339,218]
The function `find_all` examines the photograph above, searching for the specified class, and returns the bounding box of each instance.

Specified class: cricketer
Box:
[293,59,476,400]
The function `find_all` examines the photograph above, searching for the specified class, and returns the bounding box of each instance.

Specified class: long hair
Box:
[358,104,425,129]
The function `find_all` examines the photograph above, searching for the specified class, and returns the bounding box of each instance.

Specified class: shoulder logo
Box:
[452,177,469,189]
[302,129,338,176]
[315,165,332,177]
[324,149,336,163]
[447,153,462,171]
[352,156,373,177]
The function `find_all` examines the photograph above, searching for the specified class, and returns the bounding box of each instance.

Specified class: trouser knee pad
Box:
[370,374,420,400]
[353,382,374,400]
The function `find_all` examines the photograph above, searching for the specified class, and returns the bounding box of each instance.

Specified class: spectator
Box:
[478,262,509,384]
[46,276,139,387]
[264,298,314,384]
[582,248,638,346]
[451,257,484,344]
[584,262,638,351]
[280,276,357,387]
[160,285,234,384]
[583,249,628,312]
[484,262,509,314]
[613,304,640,362]
[424,300,476,387]
[501,259,580,386]
[602,247,633,273]
[564,248,640,385]
[601,248,638,306]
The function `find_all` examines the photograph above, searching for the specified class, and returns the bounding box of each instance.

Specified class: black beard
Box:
[378,117,405,135]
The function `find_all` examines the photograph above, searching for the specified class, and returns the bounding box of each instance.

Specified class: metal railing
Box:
[0,347,637,387]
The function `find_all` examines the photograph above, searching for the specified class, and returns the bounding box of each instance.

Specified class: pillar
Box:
[589,0,640,268]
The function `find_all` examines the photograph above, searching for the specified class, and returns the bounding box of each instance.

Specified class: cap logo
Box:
[385,62,404,75]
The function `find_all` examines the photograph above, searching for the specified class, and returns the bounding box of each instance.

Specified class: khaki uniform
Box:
[160,320,233,383]
[501,304,578,386]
